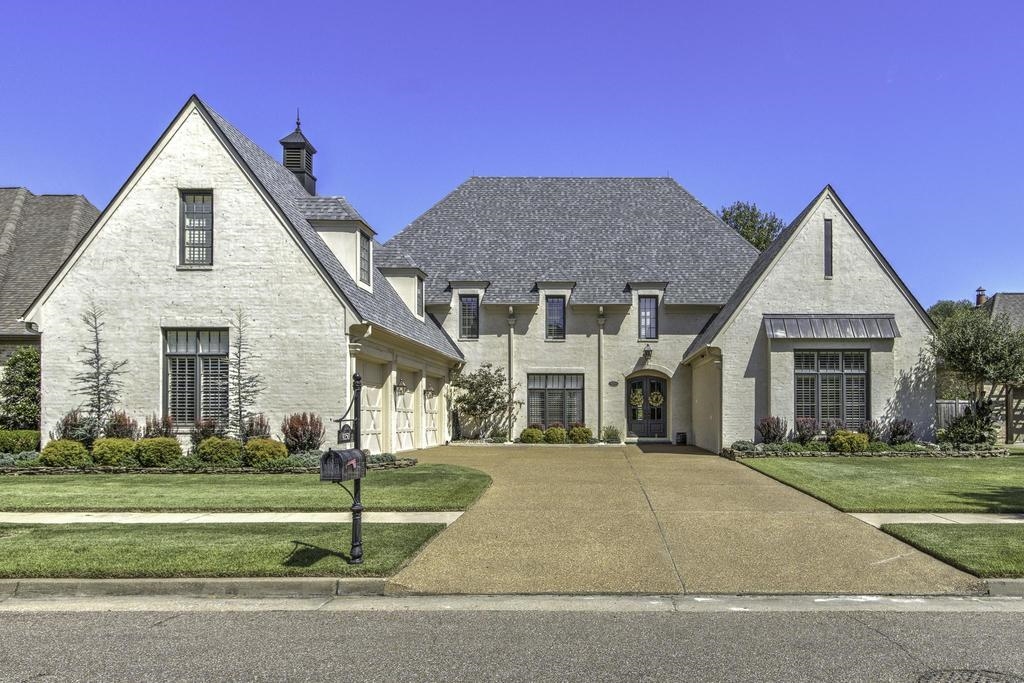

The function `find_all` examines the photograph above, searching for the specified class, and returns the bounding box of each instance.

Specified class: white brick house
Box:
[24,96,936,453]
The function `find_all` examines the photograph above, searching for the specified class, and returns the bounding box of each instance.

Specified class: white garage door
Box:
[357,361,385,454]
[394,369,418,452]
[424,377,442,447]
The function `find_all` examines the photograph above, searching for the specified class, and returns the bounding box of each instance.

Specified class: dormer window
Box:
[639,295,658,339]
[180,191,213,266]
[359,232,371,285]
[545,296,566,340]
[416,277,424,316]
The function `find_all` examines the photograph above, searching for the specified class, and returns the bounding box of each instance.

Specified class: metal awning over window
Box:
[763,314,900,339]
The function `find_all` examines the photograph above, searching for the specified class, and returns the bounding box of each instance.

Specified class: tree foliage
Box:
[0,346,40,429]
[928,299,973,326]
[718,201,785,252]
[929,307,1024,391]
[450,363,520,439]
[927,299,976,399]
[72,303,128,438]
[228,309,266,443]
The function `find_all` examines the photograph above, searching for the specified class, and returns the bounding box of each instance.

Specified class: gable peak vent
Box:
[279,109,317,195]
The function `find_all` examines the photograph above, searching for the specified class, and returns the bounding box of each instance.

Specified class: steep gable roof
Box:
[683,185,933,362]
[981,293,1024,328]
[382,177,759,306]
[0,188,97,337]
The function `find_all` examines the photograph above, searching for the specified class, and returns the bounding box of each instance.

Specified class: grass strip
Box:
[882,523,1024,578]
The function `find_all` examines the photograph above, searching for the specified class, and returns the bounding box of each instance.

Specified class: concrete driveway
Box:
[387,445,983,595]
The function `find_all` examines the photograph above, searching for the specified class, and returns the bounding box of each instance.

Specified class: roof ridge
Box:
[0,188,28,294]
[468,175,678,180]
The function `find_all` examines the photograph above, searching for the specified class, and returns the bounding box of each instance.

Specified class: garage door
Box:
[356,361,385,454]
[424,377,442,447]
[394,369,418,452]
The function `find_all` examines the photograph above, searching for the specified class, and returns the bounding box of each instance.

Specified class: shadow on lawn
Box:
[283,541,350,566]
[948,486,1024,513]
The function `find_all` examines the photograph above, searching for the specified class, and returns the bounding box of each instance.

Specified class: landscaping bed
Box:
[744,456,1024,513]
[882,524,1024,578]
[0,465,491,512]
[723,447,1008,460]
[0,457,418,476]
[0,522,443,578]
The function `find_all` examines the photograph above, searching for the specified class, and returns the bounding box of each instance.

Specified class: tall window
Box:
[180,191,213,265]
[459,294,479,339]
[416,277,424,316]
[639,295,658,339]
[528,374,583,428]
[359,232,371,285]
[794,350,868,429]
[545,296,566,340]
[166,329,229,426]
[824,218,833,278]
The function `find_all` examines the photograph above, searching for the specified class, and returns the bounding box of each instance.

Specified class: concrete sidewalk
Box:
[0,511,462,525]
[387,445,984,595]
[852,512,1024,528]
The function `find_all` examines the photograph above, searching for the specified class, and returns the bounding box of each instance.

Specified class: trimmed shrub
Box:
[0,452,37,467]
[366,452,396,465]
[568,425,593,444]
[781,441,807,453]
[39,439,91,468]
[143,414,175,439]
[888,418,915,445]
[105,411,140,440]
[863,441,892,453]
[730,440,756,452]
[190,418,225,452]
[543,426,567,444]
[829,430,869,453]
[762,443,787,454]
[890,441,927,453]
[196,436,242,466]
[519,427,544,443]
[281,413,325,454]
[601,426,622,444]
[243,438,288,467]
[756,416,788,444]
[243,414,272,441]
[792,418,818,444]
[91,438,139,466]
[288,450,324,467]
[820,419,843,438]
[802,440,829,452]
[136,437,183,467]
[0,429,40,454]
[862,420,884,443]
[938,399,997,445]
[51,409,100,450]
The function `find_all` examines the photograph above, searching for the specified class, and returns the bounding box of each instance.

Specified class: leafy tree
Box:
[929,307,1024,440]
[73,303,128,439]
[718,201,785,251]
[928,299,975,399]
[0,346,40,429]
[227,309,265,443]
[450,363,521,439]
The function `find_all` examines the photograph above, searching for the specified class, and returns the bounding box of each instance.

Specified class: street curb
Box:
[0,577,386,598]
[986,579,1024,597]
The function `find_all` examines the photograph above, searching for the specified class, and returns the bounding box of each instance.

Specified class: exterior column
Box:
[597,306,606,436]
[506,306,516,441]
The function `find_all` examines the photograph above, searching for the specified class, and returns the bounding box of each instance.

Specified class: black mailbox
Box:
[320,448,367,482]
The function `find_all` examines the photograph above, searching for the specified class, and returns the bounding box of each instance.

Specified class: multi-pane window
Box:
[794,350,868,429]
[459,295,479,339]
[166,329,229,427]
[639,295,658,339]
[180,191,213,265]
[545,296,566,340]
[527,374,583,428]
[416,277,424,316]
[358,232,371,285]
[824,218,833,278]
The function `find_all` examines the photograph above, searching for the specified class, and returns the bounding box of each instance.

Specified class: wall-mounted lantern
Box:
[642,344,653,361]
[394,378,408,396]
[424,384,436,400]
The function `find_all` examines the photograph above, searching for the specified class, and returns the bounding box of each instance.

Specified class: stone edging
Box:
[722,448,1009,460]
[0,459,418,476]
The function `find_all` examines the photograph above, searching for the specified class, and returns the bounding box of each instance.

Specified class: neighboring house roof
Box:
[0,188,97,337]
[381,177,760,306]
[981,293,1024,328]
[683,185,933,362]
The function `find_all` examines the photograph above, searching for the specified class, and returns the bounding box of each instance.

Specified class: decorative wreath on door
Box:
[648,390,664,408]
[629,388,645,408]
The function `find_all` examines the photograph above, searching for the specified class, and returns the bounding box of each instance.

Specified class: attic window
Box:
[416,277,424,316]
[824,219,833,278]
[359,232,371,285]
[180,191,213,266]
[546,296,566,340]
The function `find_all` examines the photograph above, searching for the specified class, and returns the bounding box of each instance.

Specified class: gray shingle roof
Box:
[0,188,97,337]
[981,293,1024,328]
[297,196,365,222]
[198,99,462,361]
[382,177,759,306]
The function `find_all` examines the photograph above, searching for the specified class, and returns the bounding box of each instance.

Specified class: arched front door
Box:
[627,375,667,438]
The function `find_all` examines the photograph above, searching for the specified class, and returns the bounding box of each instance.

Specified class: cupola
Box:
[280,111,317,195]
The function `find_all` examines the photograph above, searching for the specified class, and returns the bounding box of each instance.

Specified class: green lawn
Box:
[0,523,442,578]
[0,464,490,512]
[883,524,1024,578]
[744,456,1024,512]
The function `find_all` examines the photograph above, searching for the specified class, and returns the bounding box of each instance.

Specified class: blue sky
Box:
[2,0,1021,307]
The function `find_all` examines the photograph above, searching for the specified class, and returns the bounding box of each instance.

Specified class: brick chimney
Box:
[976,287,987,307]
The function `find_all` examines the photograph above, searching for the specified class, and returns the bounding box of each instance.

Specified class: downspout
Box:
[597,306,607,436]
[506,306,516,442]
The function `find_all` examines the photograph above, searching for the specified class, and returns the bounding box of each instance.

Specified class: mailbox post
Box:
[320,373,365,564]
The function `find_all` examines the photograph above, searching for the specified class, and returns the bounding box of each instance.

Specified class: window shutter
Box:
[819,374,842,421]
[844,375,867,429]
[201,356,229,424]
[795,375,817,419]
[168,356,196,424]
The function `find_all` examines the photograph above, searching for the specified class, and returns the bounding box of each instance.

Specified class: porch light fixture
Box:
[394,378,409,396]
[424,384,436,399]
[642,344,653,361]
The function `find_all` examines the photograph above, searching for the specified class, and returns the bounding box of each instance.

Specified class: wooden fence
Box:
[935,399,970,429]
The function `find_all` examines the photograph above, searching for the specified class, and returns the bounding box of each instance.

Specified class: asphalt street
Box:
[1,597,1023,682]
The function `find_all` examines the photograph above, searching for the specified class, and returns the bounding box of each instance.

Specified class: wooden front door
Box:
[627,376,667,438]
